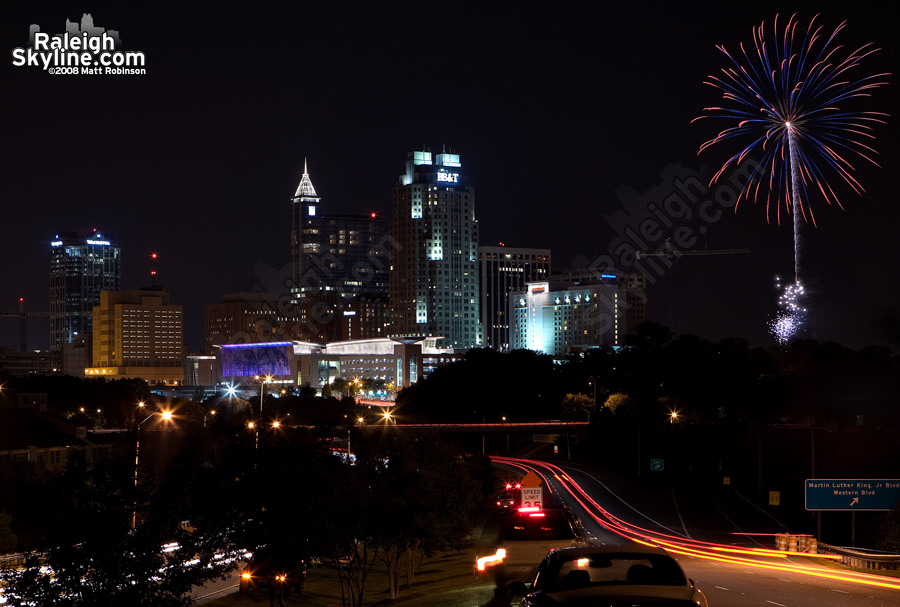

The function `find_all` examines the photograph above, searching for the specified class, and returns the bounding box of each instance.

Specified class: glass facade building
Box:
[389,150,482,349]
[49,230,121,350]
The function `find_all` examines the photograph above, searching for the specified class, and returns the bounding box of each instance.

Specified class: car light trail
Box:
[492,456,900,592]
[476,548,506,571]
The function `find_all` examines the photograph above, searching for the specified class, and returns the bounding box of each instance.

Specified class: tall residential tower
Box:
[389,150,482,349]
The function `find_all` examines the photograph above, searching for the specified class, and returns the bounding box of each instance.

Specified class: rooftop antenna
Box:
[150,251,159,286]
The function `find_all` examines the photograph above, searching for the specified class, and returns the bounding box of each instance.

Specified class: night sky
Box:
[3,1,898,353]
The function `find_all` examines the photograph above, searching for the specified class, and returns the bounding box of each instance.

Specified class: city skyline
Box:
[3,2,898,352]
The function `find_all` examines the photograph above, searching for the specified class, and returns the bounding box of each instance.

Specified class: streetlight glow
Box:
[161,410,173,421]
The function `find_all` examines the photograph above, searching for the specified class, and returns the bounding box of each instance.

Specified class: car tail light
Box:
[476,548,506,571]
[518,506,540,513]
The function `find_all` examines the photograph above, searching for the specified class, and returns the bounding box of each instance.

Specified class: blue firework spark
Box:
[694,13,889,228]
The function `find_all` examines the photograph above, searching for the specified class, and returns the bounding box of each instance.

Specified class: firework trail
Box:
[694,14,888,341]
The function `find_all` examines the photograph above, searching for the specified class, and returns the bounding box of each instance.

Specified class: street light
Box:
[134,407,174,528]
[669,410,679,424]
[253,375,273,451]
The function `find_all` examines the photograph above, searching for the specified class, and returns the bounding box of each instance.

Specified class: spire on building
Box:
[293,157,318,198]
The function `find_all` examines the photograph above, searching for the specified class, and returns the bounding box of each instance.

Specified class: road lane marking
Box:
[714,585,730,591]
[765,601,787,606]
[830,589,849,594]
[779,579,792,583]
[195,584,238,601]
[563,467,688,537]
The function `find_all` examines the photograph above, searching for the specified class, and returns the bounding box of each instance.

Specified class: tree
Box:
[0,453,241,606]
[0,511,17,553]
[604,392,636,415]
[560,393,595,421]
[352,433,486,601]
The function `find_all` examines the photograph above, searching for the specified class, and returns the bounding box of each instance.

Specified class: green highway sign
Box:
[805,479,900,511]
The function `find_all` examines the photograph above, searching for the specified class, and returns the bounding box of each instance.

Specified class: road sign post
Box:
[521,487,543,510]
[805,479,900,511]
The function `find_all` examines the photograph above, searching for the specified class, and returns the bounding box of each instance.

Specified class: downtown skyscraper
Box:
[49,229,121,350]
[290,159,389,301]
[389,150,482,349]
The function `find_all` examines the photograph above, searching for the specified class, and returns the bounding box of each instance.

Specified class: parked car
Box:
[507,545,709,606]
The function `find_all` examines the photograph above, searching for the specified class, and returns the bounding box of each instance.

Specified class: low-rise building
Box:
[215,337,459,395]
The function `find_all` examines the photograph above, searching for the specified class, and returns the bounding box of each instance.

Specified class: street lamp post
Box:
[134,407,172,529]
[253,375,272,451]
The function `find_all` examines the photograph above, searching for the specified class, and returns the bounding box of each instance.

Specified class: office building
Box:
[0,348,60,375]
[50,230,121,350]
[290,159,390,301]
[510,275,640,356]
[205,292,282,354]
[389,149,482,349]
[480,246,551,351]
[339,296,389,341]
[552,268,647,329]
[183,355,217,386]
[86,286,184,384]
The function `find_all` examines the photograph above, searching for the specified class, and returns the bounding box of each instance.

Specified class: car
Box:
[477,507,586,587]
[239,554,307,596]
[496,491,517,509]
[507,545,709,606]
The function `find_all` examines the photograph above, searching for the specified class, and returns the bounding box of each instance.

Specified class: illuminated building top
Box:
[391,148,482,349]
[49,229,121,350]
[293,158,319,199]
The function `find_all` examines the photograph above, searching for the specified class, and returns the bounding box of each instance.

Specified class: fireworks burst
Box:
[770,276,806,343]
[694,14,888,343]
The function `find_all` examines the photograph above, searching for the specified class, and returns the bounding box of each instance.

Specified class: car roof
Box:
[548,543,671,559]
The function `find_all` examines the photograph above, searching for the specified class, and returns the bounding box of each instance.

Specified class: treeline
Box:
[0,426,492,607]
[397,322,900,430]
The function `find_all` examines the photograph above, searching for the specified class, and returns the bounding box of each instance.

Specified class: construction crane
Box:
[636,240,751,260]
[636,240,751,332]
[0,298,50,351]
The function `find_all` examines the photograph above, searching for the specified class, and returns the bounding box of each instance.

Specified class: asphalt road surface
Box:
[492,457,900,607]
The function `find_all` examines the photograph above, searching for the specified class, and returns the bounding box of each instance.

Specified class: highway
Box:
[492,456,900,607]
